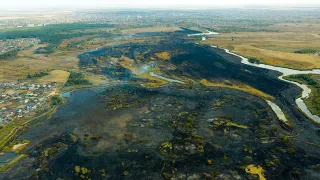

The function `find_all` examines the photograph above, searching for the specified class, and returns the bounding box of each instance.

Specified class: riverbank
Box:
[0,106,58,150]
[284,74,320,118]
[201,31,320,70]
[214,45,320,124]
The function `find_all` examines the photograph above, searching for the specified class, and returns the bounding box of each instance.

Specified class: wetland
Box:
[1,30,320,180]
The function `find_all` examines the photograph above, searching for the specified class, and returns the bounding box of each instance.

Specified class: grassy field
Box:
[200,79,273,100]
[0,50,78,82]
[202,24,320,70]
[86,74,115,86]
[36,70,70,84]
[155,52,171,60]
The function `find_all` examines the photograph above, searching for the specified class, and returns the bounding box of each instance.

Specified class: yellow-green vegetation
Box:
[0,106,58,151]
[2,140,30,153]
[214,120,248,129]
[243,145,253,154]
[200,79,273,100]
[202,29,320,70]
[118,56,141,74]
[155,52,171,60]
[99,169,107,177]
[120,26,181,34]
[284,74,320,117]
[212,99,226,109]
[74,166,92,179]
[245,164,266,180]
[138,75,169,88]
[159,142,173,154]
[123,171,129,176]
[69,134,77,143]
[0,154,28,172]
[0,125,18,149]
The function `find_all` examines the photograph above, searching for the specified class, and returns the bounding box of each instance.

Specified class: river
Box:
[188,30,220,36]
[150,72,185,84]
[218,46,320,124]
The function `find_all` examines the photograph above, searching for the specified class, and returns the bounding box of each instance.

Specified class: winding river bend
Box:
[220,46,320,124]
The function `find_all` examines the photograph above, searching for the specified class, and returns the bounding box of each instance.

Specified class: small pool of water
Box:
[0,151,17,165]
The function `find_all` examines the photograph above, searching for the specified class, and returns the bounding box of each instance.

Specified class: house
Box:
[26,104,34,109]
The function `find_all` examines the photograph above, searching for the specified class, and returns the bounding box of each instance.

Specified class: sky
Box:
[2,0,320,9]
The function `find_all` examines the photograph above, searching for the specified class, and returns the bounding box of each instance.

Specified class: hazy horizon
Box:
[2,0,320,10]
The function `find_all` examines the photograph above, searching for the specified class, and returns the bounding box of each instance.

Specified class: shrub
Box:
[0,50,18,60]
[65,71,90,86]
[294,49,317,54]
[27,71,49,78]
[248,57,261,64]
[51,95,63,105]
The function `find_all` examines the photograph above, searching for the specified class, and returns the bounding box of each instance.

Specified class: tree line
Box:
[0,50,18,60]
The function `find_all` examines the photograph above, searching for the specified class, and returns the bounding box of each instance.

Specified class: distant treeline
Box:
[27,71,49,79]
[294,49,318,54]
[0,24,115,54]
[218,25,277,33]
[65,71,91,86]
[0,50,18,60]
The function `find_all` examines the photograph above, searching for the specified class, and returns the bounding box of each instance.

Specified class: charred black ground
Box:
[1,32,320,180]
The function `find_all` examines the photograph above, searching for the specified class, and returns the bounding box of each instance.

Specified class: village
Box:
[0,81,57,124]
[0,38,40,53]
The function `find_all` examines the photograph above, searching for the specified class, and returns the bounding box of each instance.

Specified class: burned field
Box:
[2,33,320,180]
[4,84,320,180]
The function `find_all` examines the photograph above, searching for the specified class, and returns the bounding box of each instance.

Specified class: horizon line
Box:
[2,4,320,11]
